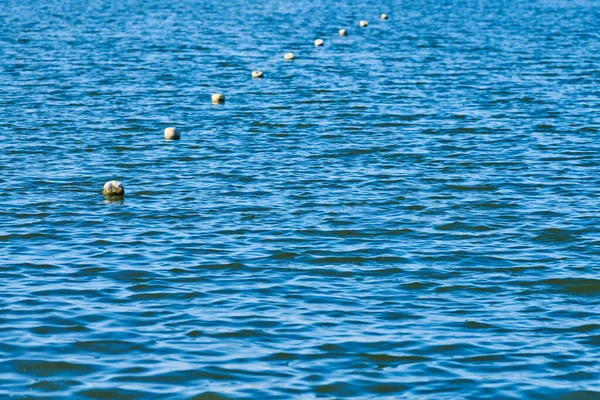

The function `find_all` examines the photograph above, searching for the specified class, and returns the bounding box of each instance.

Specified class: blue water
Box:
[1,0,599,398]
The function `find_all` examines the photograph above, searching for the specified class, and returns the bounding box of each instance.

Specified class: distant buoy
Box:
[360,20,368,27]
[164,127,180,141]
[212,93,225,104]
[339,29,348,36]
[381,13,389,20]
[284,52,295,61]
[314,39,324,47]
[103,181,124,197]
[252,70,264,78]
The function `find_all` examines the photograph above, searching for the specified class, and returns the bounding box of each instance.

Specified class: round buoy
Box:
[164,127,180,141]
[360,20,368,27]
[381,13,389,20]
[314,39,324,47]
[212,93,225,104]
[252,70,264,78]
[103,181,124,197]
[284,52,295,61]
[339,29,348,36]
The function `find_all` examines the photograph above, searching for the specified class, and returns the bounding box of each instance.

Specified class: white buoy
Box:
[314,38,324,47]
[103,181,124,197]
[360,20,368,27]
[164,127,180,141]
[339,29,348,36]
[212,93,225,104]
[252,70,264,78]
[284,52,295,61]
[381,13,389,20]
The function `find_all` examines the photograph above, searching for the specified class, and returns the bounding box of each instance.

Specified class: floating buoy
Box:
[212,93,225,104]
[164,127,180,141]
[360,20,368,27]
[284,52,295,61]
[314,38,324,47]
[252,70,264,78]
[381,13,389,20]
[339,29,348,36]
[103,181,124,197]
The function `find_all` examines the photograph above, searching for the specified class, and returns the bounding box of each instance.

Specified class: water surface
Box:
[1,0,599,398]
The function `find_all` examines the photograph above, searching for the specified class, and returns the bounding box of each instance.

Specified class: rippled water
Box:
[1,0,600,398]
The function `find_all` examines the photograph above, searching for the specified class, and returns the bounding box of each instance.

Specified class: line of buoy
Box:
[104,15,390,199]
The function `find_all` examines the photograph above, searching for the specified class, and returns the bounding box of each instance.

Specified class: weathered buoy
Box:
[103,181,124,197]
[339,29,348,36]
[252,70,264,78]
[381,13,389,20]
[284,52,295,61]
[314,38,324,47]
[212,93,225,104]
[164,127,180,140]
[360,20,368,27]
